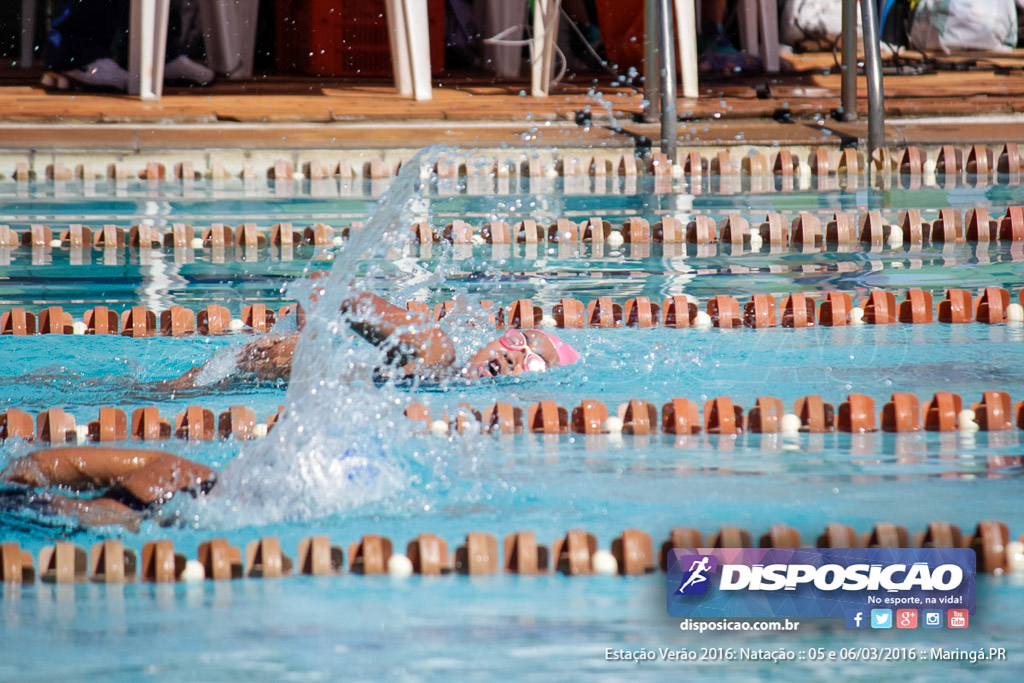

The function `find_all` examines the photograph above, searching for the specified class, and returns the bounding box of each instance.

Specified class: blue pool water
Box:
[1,167,1022,680]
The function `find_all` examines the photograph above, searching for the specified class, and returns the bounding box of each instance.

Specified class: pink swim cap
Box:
[539,331,580,367]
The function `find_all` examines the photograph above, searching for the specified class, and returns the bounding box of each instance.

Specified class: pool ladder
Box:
[645,0,886,166]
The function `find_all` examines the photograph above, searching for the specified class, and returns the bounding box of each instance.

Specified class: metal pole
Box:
[860,0,885,162]
[840,0,857,121]
[657,0,677,161]
[644,0,660,123]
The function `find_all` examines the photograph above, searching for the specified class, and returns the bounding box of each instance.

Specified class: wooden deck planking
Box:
[0,51,1021,153]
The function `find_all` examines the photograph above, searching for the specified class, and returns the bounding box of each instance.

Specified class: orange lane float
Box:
[246,537,293,578]
[818,292,852,326]
[862,522,911,548]
[743,294,777,328]
[705,397,742,434]
[38,541,87,583]
[709,526,753,548]
[141,541,187,582]
[966,522,1010,574]
[505,531,549,574]
[454,533,499,575]
[0,542,36,583]
[659,528,703,571]
[571,399,607,435]
[862,290,897,324]
[611,529,656,575]
[781,293,815,328]
[923,392,963,432]
[1,409,35,441]
[971,391,1013,431]
[553,530,597,576]
[617,399,657,436]
[838,394,877,433]
[527,401,568,434]
[881,393,921,433]
[661,398,701,435]
[760,524,801,548]
[36,407,75,443]
[198,538,243,580]
[747,396,784,433]
[915,521,963,549]
[297,536,343,576]
[898,289,933,324]
[407,534,450,575]
[90,540,137,583]
[794,394,835,432]
[349,535,393,575]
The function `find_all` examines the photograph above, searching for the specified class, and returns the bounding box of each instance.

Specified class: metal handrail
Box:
[841,0,886,164]
[644,0,660,124]
[657,0,678,161]
[643,0,678,158]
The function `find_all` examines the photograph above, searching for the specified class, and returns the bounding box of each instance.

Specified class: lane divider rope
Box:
[5,143,1021,185]
[3,285,1023,336]
[2,389,1023,443]
[1,520,1020,585]
[1,206,1022,252]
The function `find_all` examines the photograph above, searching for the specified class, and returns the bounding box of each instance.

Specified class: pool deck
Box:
[0,50,1022,170]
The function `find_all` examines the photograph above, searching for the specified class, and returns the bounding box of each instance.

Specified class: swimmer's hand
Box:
[343,292,455,374]
[232,332,299,382]
[160,332,299,389]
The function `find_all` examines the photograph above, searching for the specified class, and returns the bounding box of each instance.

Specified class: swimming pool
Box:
[1,151,1022,680]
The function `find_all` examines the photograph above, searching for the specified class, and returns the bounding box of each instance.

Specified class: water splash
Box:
[204,146,458,526]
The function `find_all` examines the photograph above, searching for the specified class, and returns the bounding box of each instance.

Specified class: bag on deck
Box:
[780,0,846,48]
[909,0,1019,53]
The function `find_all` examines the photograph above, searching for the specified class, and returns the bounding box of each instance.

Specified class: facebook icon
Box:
[845,610,866,629]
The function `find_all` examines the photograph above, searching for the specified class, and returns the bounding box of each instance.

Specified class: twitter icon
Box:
[871,609,892,629]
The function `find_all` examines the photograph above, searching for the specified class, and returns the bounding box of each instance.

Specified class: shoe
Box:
[164,55,215,86]
[63,58,128,91]
[700,49,762,74]
[698,23,739,55]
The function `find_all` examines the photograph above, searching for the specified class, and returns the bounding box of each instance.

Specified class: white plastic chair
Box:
[674,0,699,98]
[739,0,780,73]
[530,0,698,99]
[385,0,432,101]
[19,0,35,68]
[198,0,259,79]
[531,0,560,96]
[481,0,528,79]
[128,0,170,101]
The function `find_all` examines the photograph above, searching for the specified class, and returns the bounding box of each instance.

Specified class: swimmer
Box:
[1,446,216,531]
[166,291,580,388]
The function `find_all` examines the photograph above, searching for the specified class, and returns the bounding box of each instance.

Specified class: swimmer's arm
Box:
[342,291,456,372]
[44,494,143,532]
[2,447,216,505]
[163,365,203,390]
[163,332,298,389]
[2,447,167,490]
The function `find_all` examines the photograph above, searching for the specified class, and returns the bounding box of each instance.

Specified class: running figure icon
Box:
[677,556,714,595]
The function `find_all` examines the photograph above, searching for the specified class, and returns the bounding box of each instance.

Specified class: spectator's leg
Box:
[699,0,733,53]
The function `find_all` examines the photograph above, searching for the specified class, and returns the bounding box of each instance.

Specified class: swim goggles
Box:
[498,328,548,373]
